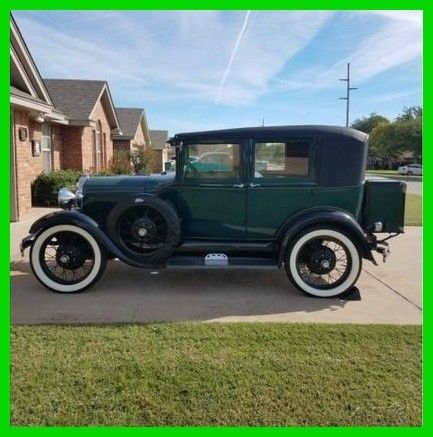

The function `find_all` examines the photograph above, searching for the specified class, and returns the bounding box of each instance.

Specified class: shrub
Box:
[32,170,82,207]
[109,149,133,175]
[93,169,116,176]
[131,144,156,175]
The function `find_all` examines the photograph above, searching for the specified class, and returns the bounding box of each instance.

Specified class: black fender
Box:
[275,207,376,266]
[22,210,163,269]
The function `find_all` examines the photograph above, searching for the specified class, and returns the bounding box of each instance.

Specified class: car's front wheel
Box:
[284,227,362,297]
[30,224,107,293]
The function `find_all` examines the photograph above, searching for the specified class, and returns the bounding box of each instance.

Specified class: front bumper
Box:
[20,234,35,256]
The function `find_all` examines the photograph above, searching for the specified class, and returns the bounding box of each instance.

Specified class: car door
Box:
[177,140,247,240]
[246,137,316,240]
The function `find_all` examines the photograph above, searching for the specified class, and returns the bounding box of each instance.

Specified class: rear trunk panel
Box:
[361,178,406,233]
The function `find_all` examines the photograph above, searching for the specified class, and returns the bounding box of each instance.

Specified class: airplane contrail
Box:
[215,10,251,104]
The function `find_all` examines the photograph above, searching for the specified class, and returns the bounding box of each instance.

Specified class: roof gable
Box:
[10,15,53,106]
[43,79,119,128]
[114,107,144,139]
[149,130,169,150]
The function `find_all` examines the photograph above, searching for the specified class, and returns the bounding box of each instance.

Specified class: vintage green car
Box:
[21,125,406,297]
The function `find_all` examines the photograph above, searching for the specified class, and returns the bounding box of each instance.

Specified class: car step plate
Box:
[204,253,229,266]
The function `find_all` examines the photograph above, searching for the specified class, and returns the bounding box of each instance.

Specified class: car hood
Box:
[82,172,176,194]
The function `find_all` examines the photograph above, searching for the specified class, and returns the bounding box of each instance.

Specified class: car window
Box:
[254,141,310,178]
[184,144,240,179]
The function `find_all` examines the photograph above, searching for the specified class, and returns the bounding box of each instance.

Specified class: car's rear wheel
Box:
[284,227,362,297]
[30,224,107,293]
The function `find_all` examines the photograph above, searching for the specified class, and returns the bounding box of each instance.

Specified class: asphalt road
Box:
[10,209,422,325]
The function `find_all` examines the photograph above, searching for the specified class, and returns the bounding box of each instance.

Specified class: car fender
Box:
[276,207,376,266]
[22,210,162,268]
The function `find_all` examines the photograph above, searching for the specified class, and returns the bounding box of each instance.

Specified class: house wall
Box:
[113,138,132,155]
[61,126,83,170]
[12,108,64,218]
[131,123,147,147]
[82,98,114,171]
[151,149,164,172]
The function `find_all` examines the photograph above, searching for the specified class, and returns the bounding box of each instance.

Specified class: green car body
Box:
[22,125,406,296]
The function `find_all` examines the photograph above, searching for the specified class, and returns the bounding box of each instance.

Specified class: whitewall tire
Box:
[30,224,107,293]
[285,227,362,298]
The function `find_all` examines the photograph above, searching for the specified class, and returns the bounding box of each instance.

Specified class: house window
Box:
[103,132,107,168]
[95,120,102,171]
[41,123,52,173]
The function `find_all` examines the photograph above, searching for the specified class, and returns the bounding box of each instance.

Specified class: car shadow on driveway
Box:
[11,260,351,324]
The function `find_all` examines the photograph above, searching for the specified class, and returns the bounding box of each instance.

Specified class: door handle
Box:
[249,183,261,188]
[233,183,245,188]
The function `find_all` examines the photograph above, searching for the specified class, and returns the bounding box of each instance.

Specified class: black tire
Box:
[30,224,107,293]
[284,226,362,298]
[106,195,181,264]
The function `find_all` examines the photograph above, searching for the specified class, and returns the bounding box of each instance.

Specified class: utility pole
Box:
[339,62,358,127]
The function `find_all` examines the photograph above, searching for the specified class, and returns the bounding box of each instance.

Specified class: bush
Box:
[109,149,134,175]
[32,170,82,207]
[131,144,156,175]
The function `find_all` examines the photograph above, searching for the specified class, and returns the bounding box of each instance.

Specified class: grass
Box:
[11,323,421,426]
[366,169,399,175]
[405,193,422,226]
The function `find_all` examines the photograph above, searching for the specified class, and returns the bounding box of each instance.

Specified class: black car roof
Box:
[169,125,368,143]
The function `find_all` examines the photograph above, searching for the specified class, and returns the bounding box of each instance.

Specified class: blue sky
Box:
[14,11,422,135]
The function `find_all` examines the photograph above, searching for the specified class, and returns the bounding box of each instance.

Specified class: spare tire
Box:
[106,194,181,265]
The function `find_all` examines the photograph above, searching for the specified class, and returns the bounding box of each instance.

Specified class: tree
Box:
[394,106,422,160]
[131,144,156,175]
[351,113,390,133]
[396,106,422,122]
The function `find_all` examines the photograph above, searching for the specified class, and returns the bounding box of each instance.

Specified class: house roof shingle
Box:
[114,107,144,139]
[44,79,106,121]
[149,130,169,150]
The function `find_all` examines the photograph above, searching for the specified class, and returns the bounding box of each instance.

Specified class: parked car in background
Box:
[398,163,422,176]
[21,125,406,298]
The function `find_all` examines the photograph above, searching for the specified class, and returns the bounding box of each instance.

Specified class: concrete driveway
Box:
[10,209,422,325]
[405,181,422,195]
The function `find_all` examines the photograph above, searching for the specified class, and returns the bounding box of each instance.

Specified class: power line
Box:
[338,62,358,127]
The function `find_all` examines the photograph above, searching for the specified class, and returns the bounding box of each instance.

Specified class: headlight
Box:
[58,187,76,209]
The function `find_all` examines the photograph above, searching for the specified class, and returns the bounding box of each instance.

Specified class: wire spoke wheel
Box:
[286,228,362,298]
[296,236,351,290]
[38,231,96,286]
[115,205,169,254]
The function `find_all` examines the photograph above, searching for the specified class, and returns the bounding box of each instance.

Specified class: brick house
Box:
[112,107,151,156]
[44,79,120,172]
[149,130,172,172]
[10,14,122,221]
[10,15,68,221]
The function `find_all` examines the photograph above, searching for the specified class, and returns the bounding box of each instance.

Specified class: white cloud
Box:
[14,11,331,106]
[276,10,422,91]
[13,10,421,110]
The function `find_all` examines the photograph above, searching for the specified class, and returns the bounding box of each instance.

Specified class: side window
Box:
[184,143,240,179]
[254,141,310,178]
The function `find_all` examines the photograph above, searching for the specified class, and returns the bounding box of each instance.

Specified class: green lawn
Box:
[11,323,422,426]
[405,193,422,226]
[366,169,399,175]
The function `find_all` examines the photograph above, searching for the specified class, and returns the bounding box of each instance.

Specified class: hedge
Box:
[32,170,83,207]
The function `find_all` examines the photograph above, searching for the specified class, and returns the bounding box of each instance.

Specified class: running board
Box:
[166,255,277,269]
